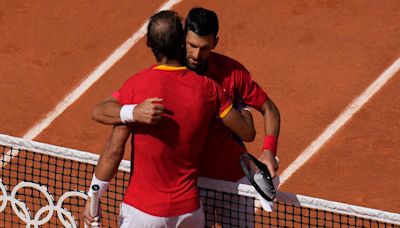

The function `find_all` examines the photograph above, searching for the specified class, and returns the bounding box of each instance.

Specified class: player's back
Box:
[117,65,231,216]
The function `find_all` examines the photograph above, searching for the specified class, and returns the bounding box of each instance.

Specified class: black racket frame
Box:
[240,152,276,201]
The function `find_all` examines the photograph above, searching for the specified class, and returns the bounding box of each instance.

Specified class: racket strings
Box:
[240,153,276,201]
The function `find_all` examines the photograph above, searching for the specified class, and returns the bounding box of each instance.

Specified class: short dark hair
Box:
[185,7,219,37]
[147,10,184,61]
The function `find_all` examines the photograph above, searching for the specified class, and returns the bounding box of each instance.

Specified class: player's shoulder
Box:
[207,53,249,80]
[187,69,215,85]
[185,70,219,92]
[123,66,154,83]
[135,66,155,77]
[210,52,247,70]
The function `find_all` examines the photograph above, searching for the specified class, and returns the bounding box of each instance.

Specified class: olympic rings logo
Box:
[0,179,87,227]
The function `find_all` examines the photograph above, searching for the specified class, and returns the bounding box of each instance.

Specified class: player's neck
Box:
[158,58,183,67]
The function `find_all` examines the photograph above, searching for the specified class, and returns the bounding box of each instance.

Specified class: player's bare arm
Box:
[221,107,255,142]
[255,97,280,178]
[94,124,132,180]
[92,96,164,125]
[83,124,132,226]
[92,96,123,125]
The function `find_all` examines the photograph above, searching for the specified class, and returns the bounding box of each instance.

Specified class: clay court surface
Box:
[1,0,399,214]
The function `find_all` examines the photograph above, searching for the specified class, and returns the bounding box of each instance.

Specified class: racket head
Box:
[240,152,276,201]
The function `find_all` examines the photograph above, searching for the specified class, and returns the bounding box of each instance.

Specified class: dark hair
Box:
[185,7,219,37]
[147,10,184,61]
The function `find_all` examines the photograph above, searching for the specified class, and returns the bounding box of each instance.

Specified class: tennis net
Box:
[0,133,399,227]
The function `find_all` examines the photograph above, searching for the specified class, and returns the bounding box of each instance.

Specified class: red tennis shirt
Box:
[117,65,232,216]
[198,52,268,181]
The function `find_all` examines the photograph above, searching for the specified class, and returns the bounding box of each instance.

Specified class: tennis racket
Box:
[89,184,100,217]
[240,152,276,201]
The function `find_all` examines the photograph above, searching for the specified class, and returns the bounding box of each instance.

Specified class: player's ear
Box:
[146,39,151,47]
[212,36,219,49]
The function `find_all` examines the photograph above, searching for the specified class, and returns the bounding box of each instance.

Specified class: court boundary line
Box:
[280,57,400,185]
[0,0,183,168]
[23,0,183,140]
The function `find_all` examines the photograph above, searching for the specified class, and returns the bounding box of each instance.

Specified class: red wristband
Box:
[263,135,278,155]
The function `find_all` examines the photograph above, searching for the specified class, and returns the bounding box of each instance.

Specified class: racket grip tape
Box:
[89,184,100,217]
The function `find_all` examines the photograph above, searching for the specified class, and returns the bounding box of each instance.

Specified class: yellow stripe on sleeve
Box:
[218,103,233,119]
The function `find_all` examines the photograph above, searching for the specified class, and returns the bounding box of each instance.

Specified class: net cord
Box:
[1,133,399,225]
[0,133,130,172]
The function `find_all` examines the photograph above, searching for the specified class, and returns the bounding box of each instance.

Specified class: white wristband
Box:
[88,174,109,199]
[120,104,137,123]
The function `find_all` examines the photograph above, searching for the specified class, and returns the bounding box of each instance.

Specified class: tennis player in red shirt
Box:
[83,10,255,228]
[93,7,280,182]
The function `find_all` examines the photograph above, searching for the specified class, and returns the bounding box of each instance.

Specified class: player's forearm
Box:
[256,98,280,160]
[92,97,165,125]
[92,99,123,125]
[260,98,280,137]
[94,125,132,181]
[249,98,280,175]
[94,141,124,181]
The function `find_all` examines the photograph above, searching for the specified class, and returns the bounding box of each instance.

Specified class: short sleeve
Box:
[112,91,120,100]
[235,67,268,109]
[207,79,233,118]
[115,78,135,105]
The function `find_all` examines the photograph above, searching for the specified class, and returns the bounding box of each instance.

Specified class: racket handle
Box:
[89,184,100,217]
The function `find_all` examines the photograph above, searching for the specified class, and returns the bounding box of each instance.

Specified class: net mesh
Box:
[0,135,399,227]
[0,145,128,227]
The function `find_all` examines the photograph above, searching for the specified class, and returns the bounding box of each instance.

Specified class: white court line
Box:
[0,0,183,168]
[279,57,400,186]
[24,0,182,140]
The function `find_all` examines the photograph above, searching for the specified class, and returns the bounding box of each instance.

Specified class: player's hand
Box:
[133,98,164,125]
[83,197,101,228]
[258,150,279,178]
